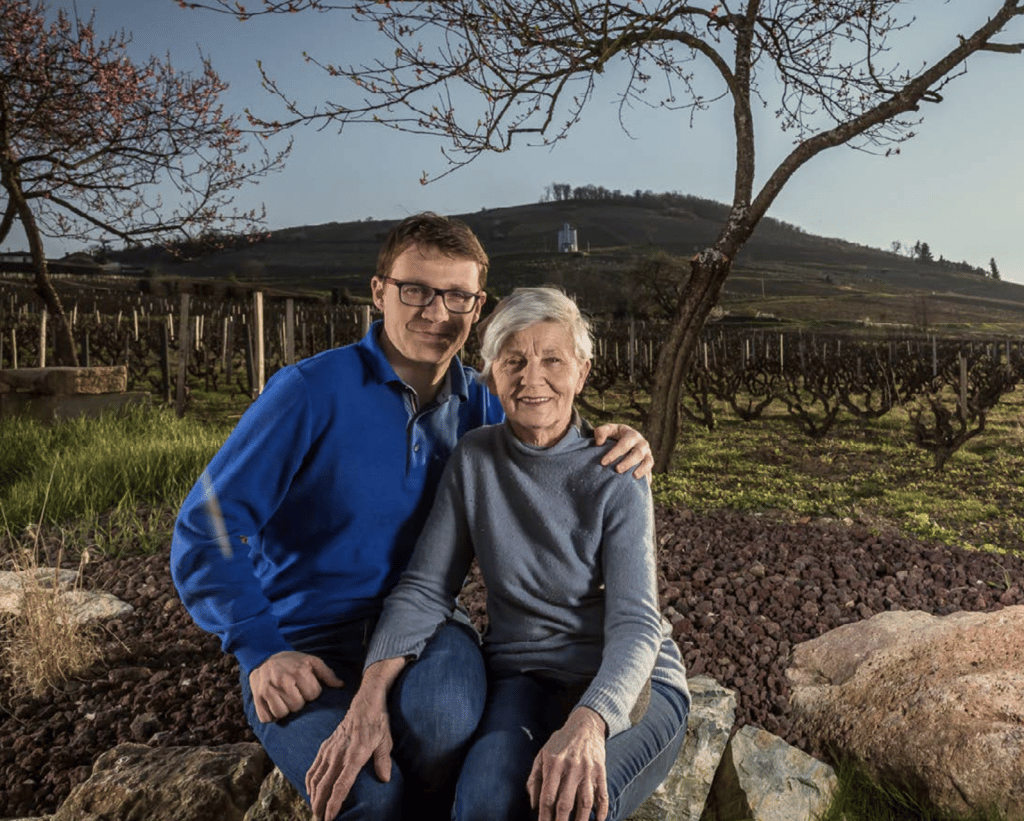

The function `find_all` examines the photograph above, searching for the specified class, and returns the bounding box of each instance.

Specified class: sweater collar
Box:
[502,408,590,455]
[358,320,470,401]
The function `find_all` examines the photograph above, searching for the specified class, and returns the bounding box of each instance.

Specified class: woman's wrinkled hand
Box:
[305,692,393,821]
[526,707,610,821]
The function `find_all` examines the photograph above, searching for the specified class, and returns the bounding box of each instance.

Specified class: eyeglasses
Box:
[383,276,482,314]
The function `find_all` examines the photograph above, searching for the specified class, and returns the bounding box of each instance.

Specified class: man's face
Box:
[371,244,484,373]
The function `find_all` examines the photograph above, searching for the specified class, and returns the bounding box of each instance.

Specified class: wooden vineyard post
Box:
[959,354,968,417]
[160,321,171,405]
[252,291,265,398]
[285,298,295,365]
[82,329,90,368]
[176,293,191,418]
[628,317,636,384]
[224,316,234,383]
[10,328,17,369]
[359,305,371,338]
[38,308,47,368]
[244,322,255,399]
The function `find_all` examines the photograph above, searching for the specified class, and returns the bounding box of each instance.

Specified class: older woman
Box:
[307,287,689,821]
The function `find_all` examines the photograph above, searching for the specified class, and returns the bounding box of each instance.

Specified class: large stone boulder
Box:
[243,767,311,821]
[51,743,270,821]
[0,568,133,624]
[788,606,1024,820]
[708,724,836,821]
[629,676,736,821]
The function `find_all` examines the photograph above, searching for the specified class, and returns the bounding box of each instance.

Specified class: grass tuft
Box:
[0,477,103,698]
[818,756,1006,821]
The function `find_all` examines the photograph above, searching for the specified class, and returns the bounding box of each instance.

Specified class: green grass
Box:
[815,757,1005,821]
[0,402,232,556]
[648,387,1024,556]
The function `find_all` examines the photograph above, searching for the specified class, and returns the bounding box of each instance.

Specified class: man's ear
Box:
[370,277,386,311]
[472,291,487,324]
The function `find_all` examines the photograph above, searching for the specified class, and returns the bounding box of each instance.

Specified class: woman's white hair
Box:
[479,286,593,382]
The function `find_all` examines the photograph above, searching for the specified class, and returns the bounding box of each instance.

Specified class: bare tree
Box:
[182,0,1024,471]
[0,0,289,366]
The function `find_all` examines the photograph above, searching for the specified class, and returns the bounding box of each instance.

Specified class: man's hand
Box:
[305,657,408,821]
[306,690,393,821]
[248,651,344,723]
[593,423,653,480]
[526,707,609,821]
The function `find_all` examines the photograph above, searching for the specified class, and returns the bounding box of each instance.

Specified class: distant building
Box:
[558,223,578,253]
[0,251,32,265]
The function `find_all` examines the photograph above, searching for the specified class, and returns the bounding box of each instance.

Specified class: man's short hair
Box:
[377,212,489,290]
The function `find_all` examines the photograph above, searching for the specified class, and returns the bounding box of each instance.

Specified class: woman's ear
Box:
[575,359,592,395]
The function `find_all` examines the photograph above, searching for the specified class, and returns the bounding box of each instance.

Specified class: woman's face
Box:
[488,321,591,448]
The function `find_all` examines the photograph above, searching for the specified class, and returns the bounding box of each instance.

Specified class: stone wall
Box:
[0,366,147,424]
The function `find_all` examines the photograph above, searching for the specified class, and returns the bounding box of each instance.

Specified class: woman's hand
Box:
[305,690,392,821]
[592,423,653,480]
[305,657,407,821]
[526,707,610,821]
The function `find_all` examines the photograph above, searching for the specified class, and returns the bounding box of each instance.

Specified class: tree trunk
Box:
[8,178,79,367]
[646,248,735,473]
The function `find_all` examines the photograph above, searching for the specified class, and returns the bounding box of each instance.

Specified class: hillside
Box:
[111,197,1024,331]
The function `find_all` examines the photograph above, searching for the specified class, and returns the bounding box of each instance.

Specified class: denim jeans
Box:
[452,674,689,821]
[240,618,487,821]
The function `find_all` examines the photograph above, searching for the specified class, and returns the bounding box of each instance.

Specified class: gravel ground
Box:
[2,507,1023,818]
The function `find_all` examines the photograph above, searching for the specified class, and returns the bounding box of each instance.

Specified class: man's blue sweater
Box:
[170,322,504,676]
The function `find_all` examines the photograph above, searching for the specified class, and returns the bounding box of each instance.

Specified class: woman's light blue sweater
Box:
[367,421,689,738]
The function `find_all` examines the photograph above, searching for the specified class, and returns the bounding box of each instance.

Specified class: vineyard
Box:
[2,276,1024,471]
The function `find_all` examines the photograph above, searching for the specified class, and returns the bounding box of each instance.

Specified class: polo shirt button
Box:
[413,444,421,452]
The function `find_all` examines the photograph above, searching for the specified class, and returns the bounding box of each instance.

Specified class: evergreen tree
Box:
[990,258,1002,280]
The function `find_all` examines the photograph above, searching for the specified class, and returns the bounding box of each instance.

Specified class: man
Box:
[171,213,652,821]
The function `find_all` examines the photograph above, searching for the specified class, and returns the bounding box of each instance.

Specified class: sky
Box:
[7,1,1024,285]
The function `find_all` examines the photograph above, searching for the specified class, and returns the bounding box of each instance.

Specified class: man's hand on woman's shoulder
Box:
[592,423,653,481]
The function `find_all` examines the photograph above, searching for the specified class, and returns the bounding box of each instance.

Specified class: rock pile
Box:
[3,507,1024,818]
[7,677,838,821]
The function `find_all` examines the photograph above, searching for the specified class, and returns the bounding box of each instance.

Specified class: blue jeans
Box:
[241,618,487,821]
[452,674,689,821]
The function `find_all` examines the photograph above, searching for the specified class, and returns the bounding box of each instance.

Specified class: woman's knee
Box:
[338,764,405,821]
[391,622,487,745]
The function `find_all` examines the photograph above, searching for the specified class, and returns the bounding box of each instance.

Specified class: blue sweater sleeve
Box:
[170,367,313,675]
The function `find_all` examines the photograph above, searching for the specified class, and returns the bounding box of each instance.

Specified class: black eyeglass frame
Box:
[382,276,483,314]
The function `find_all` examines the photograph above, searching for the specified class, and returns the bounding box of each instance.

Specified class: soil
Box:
[3,506,1024,819]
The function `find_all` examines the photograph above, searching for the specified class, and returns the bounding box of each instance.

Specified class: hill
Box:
[112,196,1024,332]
